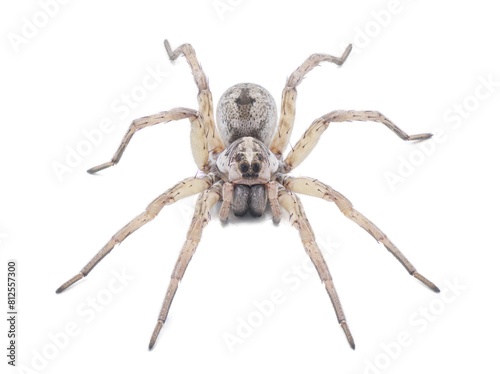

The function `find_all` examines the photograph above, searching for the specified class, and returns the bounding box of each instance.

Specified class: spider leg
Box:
[149,181,222,350]
[164,39,224,154]
[87,108,210,174]
[56,175,214,294]
[284,110,432,171]
[270,44,353,157]
[280,175,440,292]
[278,187,355,349]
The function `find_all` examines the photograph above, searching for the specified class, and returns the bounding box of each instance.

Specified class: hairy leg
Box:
[284,110,432,171]
[164,40,224,154]
[149,181,222,349]
[280,175,439,292]
[56,175,215,293]
[278,187,355,349]
[270,44,353,157]
[87,108,210,173]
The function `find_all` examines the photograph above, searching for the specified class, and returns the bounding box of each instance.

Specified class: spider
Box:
[56,39,440,350]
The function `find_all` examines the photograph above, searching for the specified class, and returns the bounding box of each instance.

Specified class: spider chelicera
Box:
[56,39,439,350]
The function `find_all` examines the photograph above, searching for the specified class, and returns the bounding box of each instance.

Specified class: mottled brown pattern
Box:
[216,83,277,146]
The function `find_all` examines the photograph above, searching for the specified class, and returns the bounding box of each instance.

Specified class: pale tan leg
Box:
[87,108,210,173]
[270,44,353,157]
[278,188,355,349]
[284,110,432,171]
[149,181,222,349]
[56,175,214,294]
[164,40,224,154]
[280,175,439,292]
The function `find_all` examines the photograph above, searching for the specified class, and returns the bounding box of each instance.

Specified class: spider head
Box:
[216,137,279,185]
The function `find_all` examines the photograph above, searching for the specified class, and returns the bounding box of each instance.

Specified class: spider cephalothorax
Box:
[57,39,439,350]
[216,134,280,219]
[216,135,279,185]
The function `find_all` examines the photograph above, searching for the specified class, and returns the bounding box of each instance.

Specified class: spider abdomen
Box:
[216,83,277,146]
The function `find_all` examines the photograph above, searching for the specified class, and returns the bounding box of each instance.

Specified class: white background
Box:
[2,1,499,373]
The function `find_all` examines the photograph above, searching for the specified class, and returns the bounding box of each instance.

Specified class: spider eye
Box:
[239,161,250,173]
[251,162,261,173]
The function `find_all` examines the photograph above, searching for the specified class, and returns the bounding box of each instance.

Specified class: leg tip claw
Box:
[56,273,84,294]
[340,321,355,350]
[408,132,433,141]
[341,44,353,63]
[87,161,114,174]
[413,272,440,293]
[149,321,164,350]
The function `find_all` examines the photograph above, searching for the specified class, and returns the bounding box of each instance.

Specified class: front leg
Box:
[164,40,224,154]
[270,44,353,157]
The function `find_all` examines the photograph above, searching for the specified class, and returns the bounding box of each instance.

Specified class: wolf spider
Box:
[56,39,439,350]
